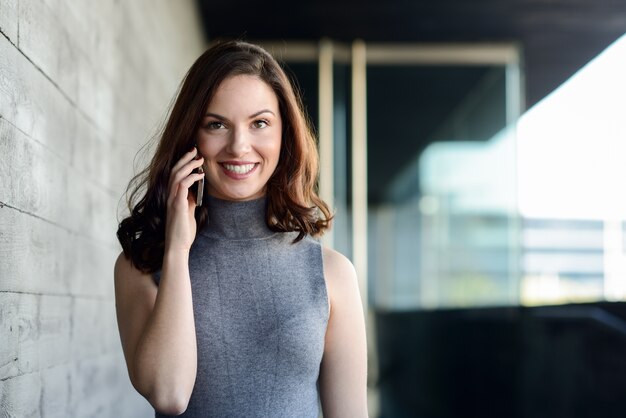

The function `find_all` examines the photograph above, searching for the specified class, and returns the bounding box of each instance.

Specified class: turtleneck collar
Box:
[199,195,276,240]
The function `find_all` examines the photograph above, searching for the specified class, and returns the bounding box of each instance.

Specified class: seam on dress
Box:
[214,259,235,409]
[264,240,280,416]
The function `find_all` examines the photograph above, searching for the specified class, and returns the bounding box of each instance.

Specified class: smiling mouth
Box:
[221,163,257,175]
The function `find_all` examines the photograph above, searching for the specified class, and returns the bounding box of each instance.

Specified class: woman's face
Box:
[197,75,282,201]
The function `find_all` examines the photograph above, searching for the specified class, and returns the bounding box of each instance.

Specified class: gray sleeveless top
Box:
[153,196,329,417]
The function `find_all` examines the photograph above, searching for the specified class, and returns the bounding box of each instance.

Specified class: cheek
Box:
[263,145,281,169]
[196,138,218,160]
[270,141,281,160]
[195,134,207,154]
[266,133,282,161]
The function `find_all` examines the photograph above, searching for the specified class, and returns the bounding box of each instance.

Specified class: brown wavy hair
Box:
[117,40,333,273]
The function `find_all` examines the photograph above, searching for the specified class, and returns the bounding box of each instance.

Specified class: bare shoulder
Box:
[321,247,357,283]
[114,252,157,301]
[321,247,360,311]
[114,251,138,280]
[113,252,145,281]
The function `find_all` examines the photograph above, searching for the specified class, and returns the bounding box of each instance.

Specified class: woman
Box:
[114,41,368,417]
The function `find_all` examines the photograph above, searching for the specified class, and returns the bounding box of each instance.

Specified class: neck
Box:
[200,195,274,240]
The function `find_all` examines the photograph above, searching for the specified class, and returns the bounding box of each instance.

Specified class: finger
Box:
[179,172,205,191]
[169,157,204,191]
[168,149,197,195]
[173,172,205,206]
[171,147,199,173]
[167,170,204,206]
[175,173,203,209]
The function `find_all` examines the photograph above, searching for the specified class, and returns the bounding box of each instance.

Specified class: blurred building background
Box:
[1,0,626,417]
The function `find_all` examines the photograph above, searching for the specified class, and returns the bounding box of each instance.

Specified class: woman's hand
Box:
[164,147,205,253]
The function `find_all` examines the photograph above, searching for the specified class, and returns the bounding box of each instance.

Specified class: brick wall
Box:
[0,1,205,416]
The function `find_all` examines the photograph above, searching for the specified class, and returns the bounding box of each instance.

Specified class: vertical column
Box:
[352,39,368,310]
[507,53,524,305]
[318,39,335,248]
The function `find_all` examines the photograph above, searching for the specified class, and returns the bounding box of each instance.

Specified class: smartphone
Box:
[195,165,204,207]
[192,147,205,207]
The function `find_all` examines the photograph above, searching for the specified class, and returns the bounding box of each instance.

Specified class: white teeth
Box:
[223,163,255,174]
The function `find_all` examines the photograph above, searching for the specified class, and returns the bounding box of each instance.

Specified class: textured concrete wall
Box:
[0,1,205,416]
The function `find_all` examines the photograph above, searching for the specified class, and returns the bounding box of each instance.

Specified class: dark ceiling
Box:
[197,0,626,108]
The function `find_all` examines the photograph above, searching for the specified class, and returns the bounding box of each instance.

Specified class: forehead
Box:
[208,75,279,112]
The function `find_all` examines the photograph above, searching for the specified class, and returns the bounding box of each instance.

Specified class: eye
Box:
[252,119,269,129]
[205,121,226,130]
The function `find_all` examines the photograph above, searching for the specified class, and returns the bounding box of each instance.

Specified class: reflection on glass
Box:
[367,65,515,310]
[369,33,626,310]
[419,128,518,308]
[517,33,626,305]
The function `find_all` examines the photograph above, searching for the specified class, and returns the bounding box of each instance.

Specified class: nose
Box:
[226,126,251,157]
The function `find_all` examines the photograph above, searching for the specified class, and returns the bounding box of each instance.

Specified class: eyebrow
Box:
[204,109,276,119]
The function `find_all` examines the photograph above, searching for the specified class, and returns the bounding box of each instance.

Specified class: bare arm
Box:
[114,148,205,415]
[319,247,368,417]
